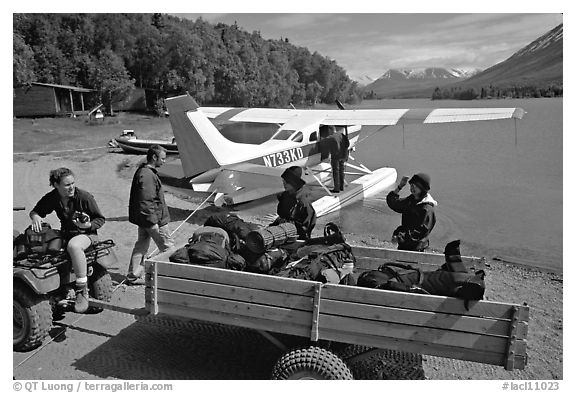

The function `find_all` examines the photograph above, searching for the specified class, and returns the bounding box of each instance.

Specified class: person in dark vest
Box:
[29,167,105,313]
[271,166,317,240]
[127,145,174,285]
[386,173,437,252]
[321,125,349,193]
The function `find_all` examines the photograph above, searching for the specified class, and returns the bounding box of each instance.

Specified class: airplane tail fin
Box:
[165,94,242,178]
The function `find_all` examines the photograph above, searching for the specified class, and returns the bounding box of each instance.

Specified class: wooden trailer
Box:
[134,244,529,379]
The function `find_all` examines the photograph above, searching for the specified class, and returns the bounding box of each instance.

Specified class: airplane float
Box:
[159,94,524,217]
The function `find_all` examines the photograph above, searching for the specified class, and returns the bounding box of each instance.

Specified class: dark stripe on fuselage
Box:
[243,129,361,167]
[396,108,435,125]
[213,108,249,123]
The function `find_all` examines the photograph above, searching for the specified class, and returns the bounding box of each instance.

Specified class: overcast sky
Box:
[174,13,563,81]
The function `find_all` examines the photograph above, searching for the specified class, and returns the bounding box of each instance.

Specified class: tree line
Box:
[13,13,362,112]
[431,84,563,100]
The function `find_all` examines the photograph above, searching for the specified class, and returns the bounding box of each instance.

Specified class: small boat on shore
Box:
[110,130,178,154]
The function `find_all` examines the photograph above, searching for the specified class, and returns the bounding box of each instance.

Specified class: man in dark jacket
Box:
[321,125,349,193]
[271,166,317,240]
[127,145,173,284]
[30,167,105,313]
[386,173,437,252]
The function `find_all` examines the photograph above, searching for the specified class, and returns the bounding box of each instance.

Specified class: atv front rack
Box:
[13,239,116,269]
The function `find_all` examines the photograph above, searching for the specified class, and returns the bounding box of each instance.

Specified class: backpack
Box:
[186,227,230,268]
[169,246,190,264]
[204,213,257,240]
[305,222,346,246]
[204,213,259,252]
[357,259,486,309]
[169,229,246,271]
[421,270,486,301]
[246,248,289,274]
[15,223,62,258]
[274,242,356,284]
[357,262,429,294]
[226,252,246,271]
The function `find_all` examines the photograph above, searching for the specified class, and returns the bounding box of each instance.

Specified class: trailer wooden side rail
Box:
[144,245,529,372]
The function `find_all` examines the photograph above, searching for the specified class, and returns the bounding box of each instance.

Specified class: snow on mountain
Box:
[351,75,376,86]
[377,67,482,81]
[512,24,563,58]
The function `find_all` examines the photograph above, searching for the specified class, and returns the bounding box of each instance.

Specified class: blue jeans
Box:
[128,224,173,278]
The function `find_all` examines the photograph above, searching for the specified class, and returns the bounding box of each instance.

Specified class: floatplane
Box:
[160,94,524,217]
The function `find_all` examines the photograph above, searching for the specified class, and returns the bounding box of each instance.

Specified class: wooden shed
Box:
[13,82,96,118]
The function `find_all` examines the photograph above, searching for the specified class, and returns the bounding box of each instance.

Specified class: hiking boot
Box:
[126,277,145,286]
[74,282,89,313]
[126,273,145,286]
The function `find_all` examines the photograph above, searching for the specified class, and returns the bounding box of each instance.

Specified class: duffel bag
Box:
[357,262,427,293]
[246,248,289,274]
[187,226,230,268]
[169,246,190,264]
[274,242,356,284]
[421,270,486,300]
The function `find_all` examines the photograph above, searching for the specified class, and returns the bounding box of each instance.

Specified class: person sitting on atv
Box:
[29,167,105,313]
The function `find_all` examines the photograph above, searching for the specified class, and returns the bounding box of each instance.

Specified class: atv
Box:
[13,208,116,352]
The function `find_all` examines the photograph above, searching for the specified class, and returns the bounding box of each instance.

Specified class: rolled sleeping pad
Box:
[245,222,298,254]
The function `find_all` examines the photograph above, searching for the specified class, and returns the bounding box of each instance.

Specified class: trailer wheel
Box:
[13,283,52,352]
[88,265,113,313]
[271,346,353,380]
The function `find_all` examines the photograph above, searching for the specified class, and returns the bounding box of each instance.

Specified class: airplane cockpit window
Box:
[291,132,303,143]
[309,132,318,142]
[271,129,294,140]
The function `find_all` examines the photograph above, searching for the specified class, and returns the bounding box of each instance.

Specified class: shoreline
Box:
[13,149,562,275]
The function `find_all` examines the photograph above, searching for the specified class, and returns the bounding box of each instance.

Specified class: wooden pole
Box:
[402,124,406,149]
[69,90,75,116]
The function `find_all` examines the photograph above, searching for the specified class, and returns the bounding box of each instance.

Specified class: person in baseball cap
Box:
[386,172,437,252]
[272,166,316,239]
[408,172,431,192]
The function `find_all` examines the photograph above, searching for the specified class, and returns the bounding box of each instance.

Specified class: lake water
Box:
[241,98,563,272]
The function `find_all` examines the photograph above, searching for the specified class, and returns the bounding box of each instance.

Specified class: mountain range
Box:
[362,23,563,98]
[361,67,482,97]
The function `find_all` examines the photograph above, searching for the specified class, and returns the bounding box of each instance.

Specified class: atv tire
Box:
[271,346,353,380]
[13,283,53,352]
[88,265,113,313]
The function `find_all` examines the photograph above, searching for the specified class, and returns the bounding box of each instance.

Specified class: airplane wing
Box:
[200,106,525,127]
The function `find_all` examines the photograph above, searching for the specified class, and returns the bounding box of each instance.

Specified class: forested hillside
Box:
[13,14,361,110]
